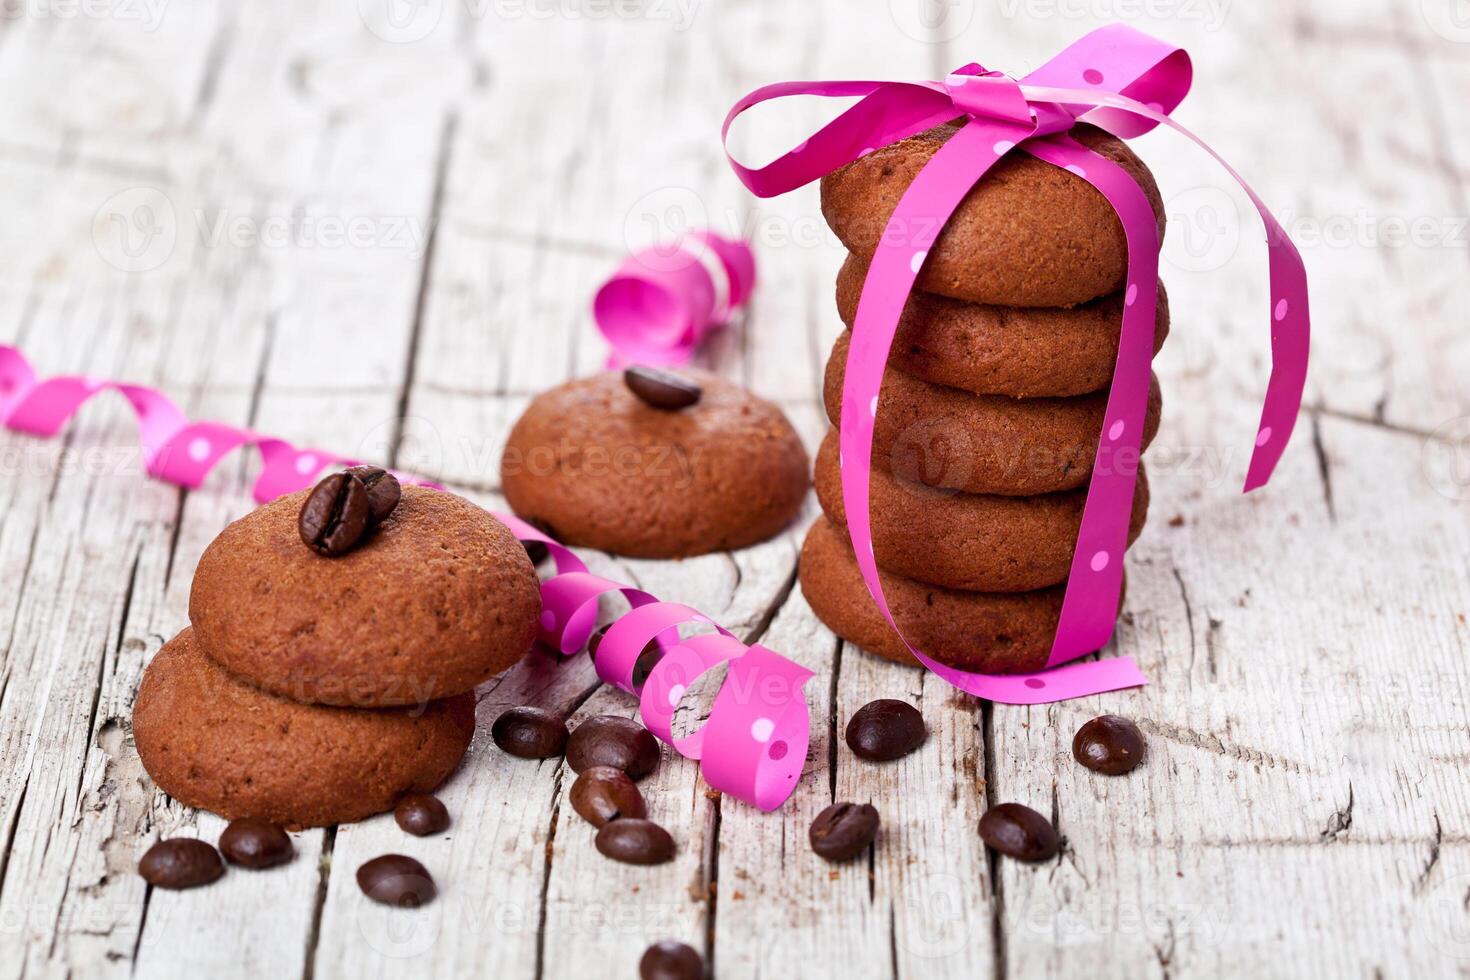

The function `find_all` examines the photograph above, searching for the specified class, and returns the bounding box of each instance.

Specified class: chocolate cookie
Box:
[190,486,540,707]
[799,518,1124,673]
[836,256,1170,397]
[500,370,809,558]
[821,123,1165,308]
[133,629,475,829]
[824,331,1161,496]
[814,431,1149,592]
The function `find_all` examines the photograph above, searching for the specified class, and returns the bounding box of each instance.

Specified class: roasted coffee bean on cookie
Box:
[566,715,661,780]
[1072,715,1146,775]
[570,766,647,827]
[809,802,880,862]
[845,699,927,762]
[624,365,703,410]
[298,471,372,556]
[980,803,1060,862]
[218,818,294,869]
[640,940,705,980]
[344,465,402,524]
[492,706,569,759]
[595,818,676,865]
[395,794,451,836]
[138,838,225,890]
[357,854,436,908]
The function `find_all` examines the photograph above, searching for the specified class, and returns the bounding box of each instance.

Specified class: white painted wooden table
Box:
[1,1,1467,977]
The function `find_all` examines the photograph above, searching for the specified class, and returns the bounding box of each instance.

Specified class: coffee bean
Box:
[566,715,660,780]
[344,465,402,524]
[492,706,569,759]
[587,624,611,659]
[808,802,879,862]
[845,699,927,762]
[395,794,451,836]
[298,472,371,556]
[624,365,702,410]
[138,838,225,889]
[570,766,648,827]
[1072,715,1146,775]
[595,819,675,865]
[640,940,704,980]
[523,539,550,565]
[979,803,1059,862]
[218,819,293,869]
[356,854,436,908]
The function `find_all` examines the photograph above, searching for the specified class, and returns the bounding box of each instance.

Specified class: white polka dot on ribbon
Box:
[750,718,775,743]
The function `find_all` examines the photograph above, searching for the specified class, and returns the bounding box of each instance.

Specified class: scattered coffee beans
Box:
[570,766,648,827]
[979,803,1059,862]
[395,794,451,836]
[298,472,371,556]
[595,819,676,865]
[624,365,702,410]
[357,854,436,908]
[845,699,927,762]
[808,802,880,862]
[218,818,293,869]
[138,838,225,889]
[1072,715,1146,775]
[567,715,660,780]
[640,940,704,980]
[492,706,569,759]
[344,465,402,524]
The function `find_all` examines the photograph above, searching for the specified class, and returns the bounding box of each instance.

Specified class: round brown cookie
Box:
[799,518,1125,673]
[190,486,540,707]
[823,331,1161,496]
[814,430,1149,592]
[836,255,1170,397]
[500,370,809,559]
[821,123,1165,308]
[133,628,475,829]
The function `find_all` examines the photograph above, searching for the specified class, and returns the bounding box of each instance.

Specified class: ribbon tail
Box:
[1022,85,1311,491]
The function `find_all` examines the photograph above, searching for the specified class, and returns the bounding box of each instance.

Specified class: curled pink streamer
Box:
[0,345,813,810]
[593,229,757,366]
[722,24,1310,705]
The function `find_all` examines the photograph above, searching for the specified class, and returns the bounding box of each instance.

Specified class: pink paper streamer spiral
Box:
[0,344,813,810]
[722,24,1310,705]
[593,229,757,366]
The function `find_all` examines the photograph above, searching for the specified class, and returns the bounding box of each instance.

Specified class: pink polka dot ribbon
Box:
[593,229,757,366]
[0,344,814,810]
[722,24,1310,705]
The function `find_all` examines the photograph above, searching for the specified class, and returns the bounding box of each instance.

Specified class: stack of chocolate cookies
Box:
[799,122,1168,674]
[134,478,542,828]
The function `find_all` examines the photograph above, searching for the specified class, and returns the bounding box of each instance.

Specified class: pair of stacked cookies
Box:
[799,123,1168,673]
[134,480,542,828]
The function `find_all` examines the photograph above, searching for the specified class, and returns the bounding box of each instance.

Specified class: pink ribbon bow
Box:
[723,24,1309,705]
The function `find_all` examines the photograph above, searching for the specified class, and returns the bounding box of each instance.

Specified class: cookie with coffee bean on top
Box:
[501,366,810,558]
[189,483,541,707]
